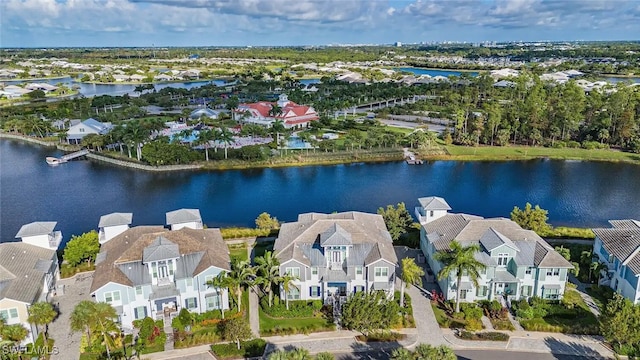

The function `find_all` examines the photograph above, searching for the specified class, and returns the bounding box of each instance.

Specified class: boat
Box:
[406,155,424,165]
[46,157,64,166]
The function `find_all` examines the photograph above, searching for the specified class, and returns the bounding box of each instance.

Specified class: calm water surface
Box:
[1,140,639,243]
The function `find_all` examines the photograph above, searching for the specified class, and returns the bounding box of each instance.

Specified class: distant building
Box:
[66,118,113,144]
[189,108,222,120]
[236,94,319,129]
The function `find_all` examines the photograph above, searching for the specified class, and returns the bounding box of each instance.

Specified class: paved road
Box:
[334,349,610,360]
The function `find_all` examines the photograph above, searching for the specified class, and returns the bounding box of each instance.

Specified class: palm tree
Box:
[280,273,299,311]
[207,272,232,319]
[434,240,486,313]
[254,251,282,307]
[226,259,255,312]
[1,324,28,357]
[390,347,413,360]
[27,301,57,346]
[70,300,95,340]
[400,257,424,307]
[218,127,234,160]
[90,302,119,359]
[195,129,215,161]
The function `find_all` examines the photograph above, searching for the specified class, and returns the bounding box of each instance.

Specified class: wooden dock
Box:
[46,149,89,165]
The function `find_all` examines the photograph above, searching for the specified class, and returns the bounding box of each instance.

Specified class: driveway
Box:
[49,272,94,360]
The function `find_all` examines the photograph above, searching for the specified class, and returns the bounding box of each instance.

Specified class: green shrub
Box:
[464,318,483,331]
[211,338,266,359]
[461,303,483,321]
[458,330,509,341]
[260,298,323,318]
[566,140,581,148]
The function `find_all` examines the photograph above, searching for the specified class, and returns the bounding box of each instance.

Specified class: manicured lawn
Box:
[228,246,249,262]
[585,285,615,312]
[431,303,465,329]
[443,144,640,164]
[258,307,334,336]
[211,338,266,360]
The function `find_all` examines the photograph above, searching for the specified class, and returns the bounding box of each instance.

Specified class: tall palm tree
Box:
[1,324,28,358]
[195,129,215,161]
[226,259,255,312]
[390,347,413,360]
[218,127,234,160]
[434,240,486,313]
[400,257,424,307]
[70,300,95,340]
[254,251,282,307]
[208,272,232,319]
[280,273,299,311]
[27,301,57,346]
[90,302,119,359]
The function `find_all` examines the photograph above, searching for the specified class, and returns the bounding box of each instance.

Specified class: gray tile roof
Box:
[323,270,349,282]
[593,220,640,274]
[15,222,57,238]
[166,209,202,225]
[320,223,352,246]
[99,213,133,228]
[424,214,572,268]
[0,242,56,303]
[418,196,452,211]
[91,226,230,293]
[275,212,397,267]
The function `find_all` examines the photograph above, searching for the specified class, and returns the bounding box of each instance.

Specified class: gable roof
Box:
[480,228,519,252]
[99,212,133,228]
[593,220,640,274]
[275,212,397,267]
[418,196,452,211]
[0,242,56,303]
[90,226,230,293]
[15,222,56,238]
[166,209,202,225]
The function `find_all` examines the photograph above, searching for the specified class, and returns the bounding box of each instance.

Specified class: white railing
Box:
[49,231,62,248]
[414,207,427,224]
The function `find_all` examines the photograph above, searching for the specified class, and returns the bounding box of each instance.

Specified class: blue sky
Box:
[2,0,639,48]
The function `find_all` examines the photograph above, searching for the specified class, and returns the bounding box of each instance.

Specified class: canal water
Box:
[1,140,639,244]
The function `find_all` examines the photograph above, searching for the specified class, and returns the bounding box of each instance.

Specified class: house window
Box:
[497,253,509,267]
[79,128,85,133]
[546,268,553,276]
[354,286,365,293]
[332,251,342,263]
[168,259,174,276]
[104,291,120,303]
[206,295,220,310]
[205,275,214,288]
[134,306,147,320]
[608,254,614,263]
[186,278,193,287]
[521,285,532,297]
[526,267,533,275]
[135,286,143,296]
[460,289,468,300]
[311,267,318,276]
[479,268,486,275]
[429,211,434,217]
[185,297,197,309]
[374,267,388,278]
[286,267,300,278]
[553,268,560,276]
[476,286,488,297]
[544,287,559,300]
[0,308,18,321]
[152,263,158,279]
[356,267,363,276]
[286,287,300,300]
[309,286,320,297]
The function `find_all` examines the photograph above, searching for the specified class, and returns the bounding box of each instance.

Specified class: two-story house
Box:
[66,118,113,145]
[0,223,61,344]
[89,224,231,331]
[166,209,203,231]
[416,196,573,304]
[273,212,398,303]
[592,219,640,304]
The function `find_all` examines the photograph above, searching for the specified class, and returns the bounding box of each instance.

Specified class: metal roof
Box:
[0,242,56,303]
[166,209,202,225]
[15,222,56,238]
[142,236,180,263]
[99,213,133,228]
[417,196,452,211]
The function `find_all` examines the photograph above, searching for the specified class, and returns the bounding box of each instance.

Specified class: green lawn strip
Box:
[538,227,595,239]
[60,262,96,278]
[585,286,615,312]
[490,318,515,331]
[228,245,249,262]
[258,307,334,335]
[431,303,465,329]
[210,338,266,360]
[519,290,600,334]
[443,145,640,163]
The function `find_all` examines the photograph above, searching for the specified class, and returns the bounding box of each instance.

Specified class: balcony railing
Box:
[414,207,427,224]
[48,231,62,249]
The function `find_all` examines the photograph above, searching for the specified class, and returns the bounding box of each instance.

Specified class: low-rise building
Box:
[66,118,113,145]
[274,212,398,304]
[592,220,640,304]
[236,94,319,129]
[416,196,573,304]
[0,224,61,344]
[98,212,133,244]
[166,209,203,230]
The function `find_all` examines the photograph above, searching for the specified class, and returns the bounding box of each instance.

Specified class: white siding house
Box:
[15,221,62,250]
[98,212,133,244]
[274,212,398,304]
[166,209,203,230]
[66,118,113,144]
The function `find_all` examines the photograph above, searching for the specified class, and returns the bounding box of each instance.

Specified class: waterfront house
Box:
[236,94,319,129]
[66,118,113,145]
[166,209,203,230]
[273,212,398,304]
[416,197,573,304]
[592,220,640,304]
[1,227,60,344]
[189,107,222,120]
[98,212,133,244]
[89,225,231,331]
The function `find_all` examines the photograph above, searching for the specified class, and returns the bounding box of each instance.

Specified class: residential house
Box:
[98,213,133,244]
[166,209,203,230]
[66,118,113,144]
[273,212,398,304]
[153,74,173,82]
[15,221,62,250]
[592,220,640,304]
[236,94,319,129]
[189,108,222,120]
[129,74,145,82]
[89,225,231,331]
[1,225,60,344]
[416,196,573,303]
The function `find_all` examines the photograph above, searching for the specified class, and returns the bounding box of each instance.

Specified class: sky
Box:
[1,0,639,48]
